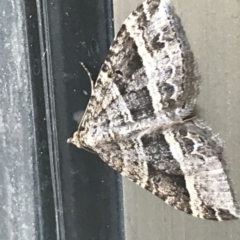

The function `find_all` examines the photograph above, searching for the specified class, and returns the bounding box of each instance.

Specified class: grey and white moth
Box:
[68,0,239,220]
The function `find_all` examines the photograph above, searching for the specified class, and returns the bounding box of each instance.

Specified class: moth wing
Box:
[81,0,198,140]
[95,119,238,220]
[165,119,239,220]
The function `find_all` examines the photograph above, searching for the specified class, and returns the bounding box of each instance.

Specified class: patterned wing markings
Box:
[76,0,199,149]
[94,119,239,220]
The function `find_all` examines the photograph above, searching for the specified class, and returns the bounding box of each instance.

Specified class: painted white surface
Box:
[113,0,240,239]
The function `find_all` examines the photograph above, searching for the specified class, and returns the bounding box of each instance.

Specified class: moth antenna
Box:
[76,62,94,134]
[80,62,94,91]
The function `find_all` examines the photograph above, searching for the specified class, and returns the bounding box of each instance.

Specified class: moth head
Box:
[67,131,83,148]
[68,130,97,154]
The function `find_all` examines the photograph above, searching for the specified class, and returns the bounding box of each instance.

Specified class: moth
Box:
[68,0,239,220]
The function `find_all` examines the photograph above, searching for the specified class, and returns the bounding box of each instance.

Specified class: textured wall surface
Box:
[0,1,36,239]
